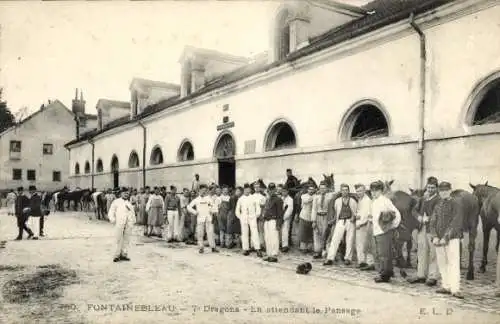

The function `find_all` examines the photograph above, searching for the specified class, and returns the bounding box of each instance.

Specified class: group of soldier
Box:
[102,169,465,299]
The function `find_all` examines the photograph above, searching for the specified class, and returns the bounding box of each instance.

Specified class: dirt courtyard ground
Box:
[0,209,499,324]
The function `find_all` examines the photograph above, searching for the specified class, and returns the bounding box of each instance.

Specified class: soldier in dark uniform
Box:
[29,185,47,238]
[14,186,35,240]
[284,169,300,246]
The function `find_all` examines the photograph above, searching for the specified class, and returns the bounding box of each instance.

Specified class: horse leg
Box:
[496,229,500,254]
[480,225,492,273]
[467,228,477,280]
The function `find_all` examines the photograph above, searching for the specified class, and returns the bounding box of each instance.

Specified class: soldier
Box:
[298,184,315,253]
[28,185,45,238]
[324,184,358,266]
[253,180,267,251]
[280,186,294,253]
[369,180,401,283]
[187,184,219,254]
[408,177,440,286]
[236,183,262,257]
[430,181,464,299]
[311,182,335,259]
[218,185,231,248]
[262,183,283,262]
[14,186,34,240]
[165,186,182,242]
[354,184,374,270]
[108,187,136,262]
[146,187,165,237]
[6,189,16,216]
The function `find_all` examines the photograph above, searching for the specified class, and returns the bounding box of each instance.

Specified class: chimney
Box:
[180,60,192,97]
[190,62,205,92]
[97,107,103,131]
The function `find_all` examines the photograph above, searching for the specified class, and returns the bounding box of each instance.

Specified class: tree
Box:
[0,88,16,133]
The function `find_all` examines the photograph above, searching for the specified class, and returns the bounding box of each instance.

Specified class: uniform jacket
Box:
[15,193,30,217]
[282,195,294,220]
[311,192,335,223]
[299,193,314,221]
[355,194,372,227]
[414,194,441,233]
[430,197,463,240]
[108,198,136,226]
[235,194,260,223]
[187,195,213,223]
[371,195,401,236]
[333,196,358,222]
[29,193,43,217]
[262,193,284,222]
[164,194,181,212]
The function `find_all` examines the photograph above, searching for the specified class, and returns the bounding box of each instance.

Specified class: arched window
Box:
[214,133,236,159]
[96,159,103,173]
[275,9,291,60]
[264,120,297,151]
[466,74,500,126]
[150,146,164,165]
[75,163,80,175]
[111,155,119,172]
[178,140,195,162]
[128,151,140,168]
[84,161,91,174]
[340,101,390,140]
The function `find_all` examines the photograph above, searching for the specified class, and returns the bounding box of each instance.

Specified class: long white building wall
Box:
[67,2,500,192]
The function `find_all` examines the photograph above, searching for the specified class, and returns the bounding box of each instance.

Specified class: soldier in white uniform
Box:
[187,184,219,254]
[108,188,136,262]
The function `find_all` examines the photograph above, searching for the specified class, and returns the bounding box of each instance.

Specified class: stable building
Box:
[65,0,500,192]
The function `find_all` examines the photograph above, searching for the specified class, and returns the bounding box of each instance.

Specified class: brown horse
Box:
[411,187,480,280]
[469,182,500,274]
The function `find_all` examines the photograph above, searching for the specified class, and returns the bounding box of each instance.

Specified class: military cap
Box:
[438,181,452,190]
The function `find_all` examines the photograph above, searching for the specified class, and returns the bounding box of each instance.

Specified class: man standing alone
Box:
[108,188,136,262]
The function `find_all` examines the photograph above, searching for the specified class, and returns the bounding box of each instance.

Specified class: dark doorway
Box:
[218,158,236,188]
[113,171,119,188]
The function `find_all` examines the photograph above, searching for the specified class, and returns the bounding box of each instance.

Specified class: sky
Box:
[0,0,371,116]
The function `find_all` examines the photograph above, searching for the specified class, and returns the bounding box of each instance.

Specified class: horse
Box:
[92,190,107,221]
[469,182,500,274]
[59,188,91,211]
[411,186,480,280]
[81,188,94,212]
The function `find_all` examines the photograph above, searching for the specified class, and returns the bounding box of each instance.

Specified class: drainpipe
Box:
[88,139,95,190]
[409,12,427,190]
[138,121,147,187]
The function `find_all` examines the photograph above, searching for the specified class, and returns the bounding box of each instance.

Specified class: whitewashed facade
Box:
[66,0,500,192]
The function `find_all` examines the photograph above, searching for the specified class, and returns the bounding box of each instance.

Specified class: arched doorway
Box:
[214,132,236,188]
[111,155,119,188]
[340,100,390,140]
